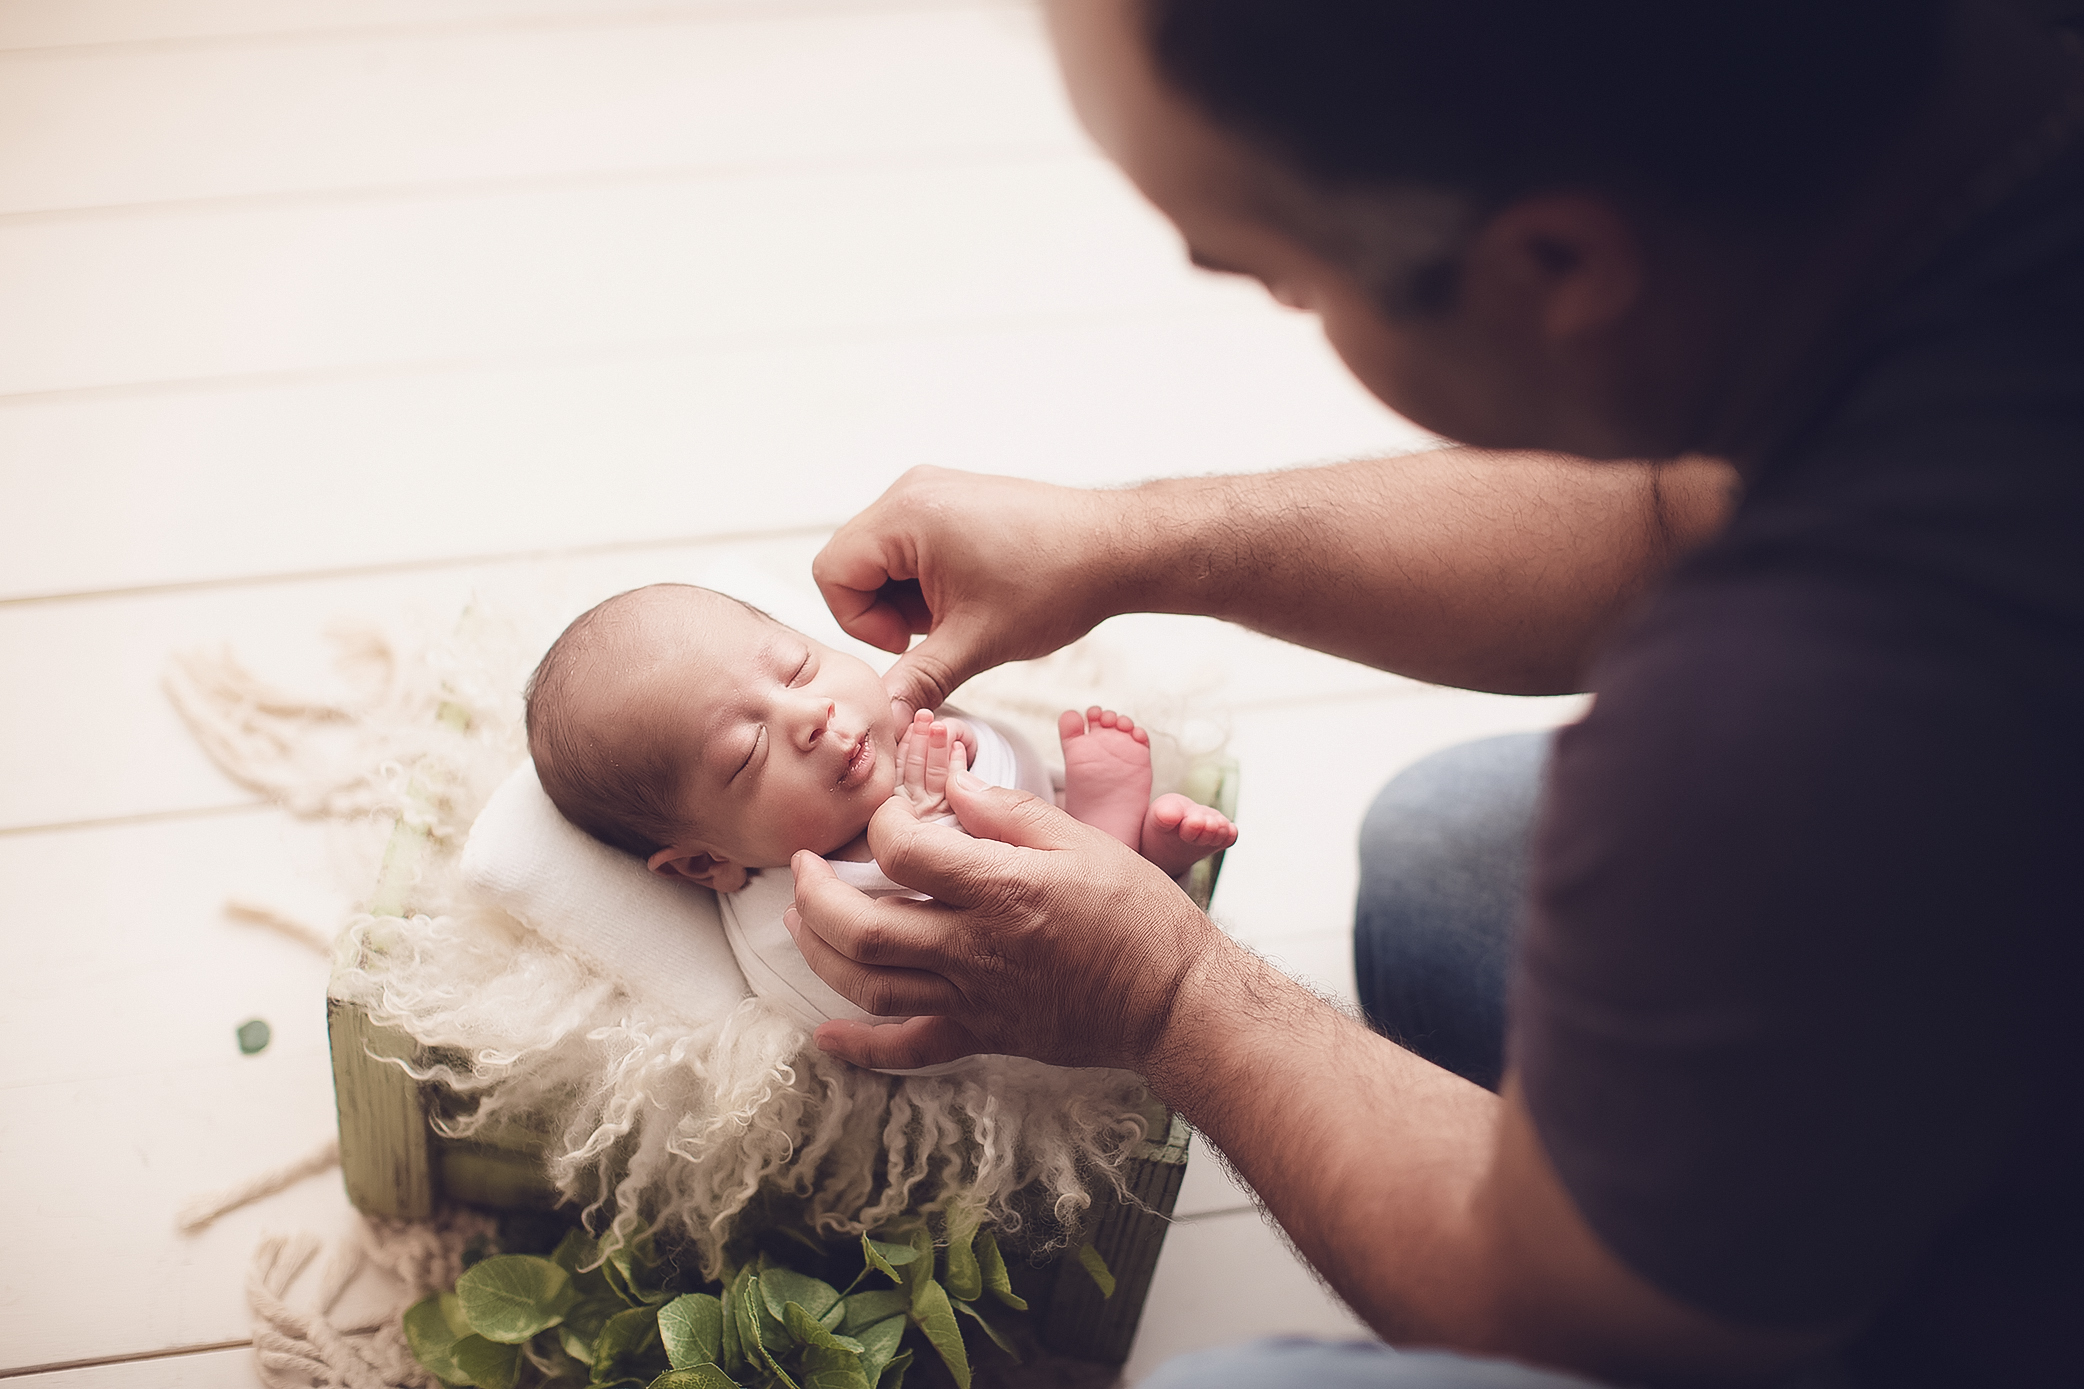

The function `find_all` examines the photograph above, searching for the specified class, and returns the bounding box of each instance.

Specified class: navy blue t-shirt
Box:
[1512,104,2084,1386]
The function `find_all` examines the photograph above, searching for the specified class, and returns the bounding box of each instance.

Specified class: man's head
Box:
[526,584,901,892]
[1045,0,1950,456]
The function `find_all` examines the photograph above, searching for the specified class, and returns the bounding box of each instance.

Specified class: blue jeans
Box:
[1145,735,1575,1389]
[1141,1338,1609,1389]
[1353,731,1550,1092]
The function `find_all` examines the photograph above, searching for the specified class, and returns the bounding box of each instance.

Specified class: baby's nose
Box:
[790,695,836,750]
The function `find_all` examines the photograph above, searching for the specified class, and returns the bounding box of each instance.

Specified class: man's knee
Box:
[1352,732,1551,1087]
[1356,732,1552,902]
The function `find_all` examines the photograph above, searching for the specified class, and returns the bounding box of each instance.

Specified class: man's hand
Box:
[784,769,1221,1071]
[812,467,1127,720]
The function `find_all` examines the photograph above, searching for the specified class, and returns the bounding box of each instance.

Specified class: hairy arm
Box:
[1102,450,1734,694]
[786,785,1836,1387]
[814,452,1735,711]
[1153,943,1838,1385]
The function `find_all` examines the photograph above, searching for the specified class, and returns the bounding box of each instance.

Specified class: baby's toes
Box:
[1059,709,1088,742]
[1188,809,1239,846]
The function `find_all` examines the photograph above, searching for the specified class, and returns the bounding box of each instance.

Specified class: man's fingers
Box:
[882,622,985,725]
[945,773,1089,852]
[813,1015,990,1071]
[783,899,965,1018]
[791,853,952,964]
[866,778,1096,907]
[812,533,929,656]
[832,588,925,657]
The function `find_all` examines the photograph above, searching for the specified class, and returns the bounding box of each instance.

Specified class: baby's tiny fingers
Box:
[923,722,954,803]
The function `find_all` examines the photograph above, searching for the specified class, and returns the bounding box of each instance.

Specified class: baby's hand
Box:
[933,713,980,772]
[896,709,968,821]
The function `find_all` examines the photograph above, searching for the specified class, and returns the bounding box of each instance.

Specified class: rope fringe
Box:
[178,1138,343,1236]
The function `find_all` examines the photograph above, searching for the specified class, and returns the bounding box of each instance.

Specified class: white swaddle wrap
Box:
[718,713,1055,1030]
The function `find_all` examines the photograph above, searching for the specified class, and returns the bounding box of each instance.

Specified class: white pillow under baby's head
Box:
[461,760,752,1026]
[461,718,1055,1035]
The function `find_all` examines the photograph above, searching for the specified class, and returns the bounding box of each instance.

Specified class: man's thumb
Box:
[946,769,1080,851]
[883,625,979,720]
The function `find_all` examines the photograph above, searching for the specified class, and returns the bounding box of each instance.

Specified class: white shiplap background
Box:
[0,2,1585,1382]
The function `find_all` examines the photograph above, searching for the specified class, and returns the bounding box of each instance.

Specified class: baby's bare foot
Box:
[1141,792,1240,879]
[1060,706,1153,852]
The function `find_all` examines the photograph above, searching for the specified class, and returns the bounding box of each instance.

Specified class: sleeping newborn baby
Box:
[524,585,1236,1010]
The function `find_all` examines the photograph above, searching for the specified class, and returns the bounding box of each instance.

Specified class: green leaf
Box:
[649,1369,741,1389]
[950,1299,1017,1361]
[563,1293,628,1361]
[552,1228,600,1272]
[840,1289,909,1336]
[817,1301,846,1335]
[658,1294,725,1371]
[523,1333,590,1385]
[604,1232,673,1307]
[453,1335,523,1389]
[719,1271,744,1376]
[907,1280,969,1389]
[440,1292,475,1338]
[552,1229,619,1302]
[799,1341,872,1389]
[746,1272,793,1356]
[878,1348,913,1389]
[781,1304,869,1389]
[404,1295,470,1385]
[940,1211,981,1303]
[1075,1243,1116,1299]
[783,1307,854,1357]
[901,1230,935,1304]
[852,1316,906,1386]
[760,1268,842,1324]
[973,1230,1027,1313]
[457,1255,579,1344]
[860,1236,910,1284]
[591,1305,666,1387]
[730,1270,798,1389]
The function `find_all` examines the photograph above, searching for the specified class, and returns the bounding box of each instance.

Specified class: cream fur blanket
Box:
[167,610,1201,1277]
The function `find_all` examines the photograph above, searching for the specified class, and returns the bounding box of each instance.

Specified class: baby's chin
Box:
[865,757,901,807]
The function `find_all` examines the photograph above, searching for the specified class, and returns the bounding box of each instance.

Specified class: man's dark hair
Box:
[1141,0,1951,221]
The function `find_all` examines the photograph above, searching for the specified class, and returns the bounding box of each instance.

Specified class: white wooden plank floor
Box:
[0,4,1581,1382]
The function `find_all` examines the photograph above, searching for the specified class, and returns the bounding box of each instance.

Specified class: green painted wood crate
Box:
[329,758,1236,1368]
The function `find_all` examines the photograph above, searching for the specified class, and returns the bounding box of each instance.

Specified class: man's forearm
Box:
[1143,937,1838,1383]
[1102,450,1736,695]
[1145,938,1507,1343]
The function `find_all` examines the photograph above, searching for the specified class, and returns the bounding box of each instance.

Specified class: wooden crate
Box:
[329,758,1236,1366]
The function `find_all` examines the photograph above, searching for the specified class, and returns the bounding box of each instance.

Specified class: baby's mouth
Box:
[838,731,875,790]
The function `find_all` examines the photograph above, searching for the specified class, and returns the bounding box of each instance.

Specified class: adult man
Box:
[785,2,2083,1384]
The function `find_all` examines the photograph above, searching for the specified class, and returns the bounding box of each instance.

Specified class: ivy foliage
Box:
[403,1215,1113,1389]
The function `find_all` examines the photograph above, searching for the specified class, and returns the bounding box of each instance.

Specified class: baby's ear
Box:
[647,846,749,894]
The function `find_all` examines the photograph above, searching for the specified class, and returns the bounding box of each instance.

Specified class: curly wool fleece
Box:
[173,619,1160,1275]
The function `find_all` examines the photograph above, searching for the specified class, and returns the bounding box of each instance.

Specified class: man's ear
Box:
[1471,193,1644,343]
[647,844,750,894]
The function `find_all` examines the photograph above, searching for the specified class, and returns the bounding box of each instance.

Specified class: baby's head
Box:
[526,584,901,893]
